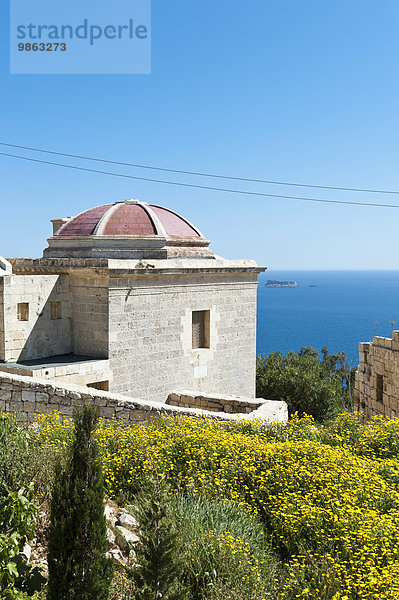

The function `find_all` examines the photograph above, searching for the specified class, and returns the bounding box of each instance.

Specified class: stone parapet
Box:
[0,356,112,387]
[372,336,393,350]
[167,390,288,421]
[0,371,287,424]
[168,390,264,413]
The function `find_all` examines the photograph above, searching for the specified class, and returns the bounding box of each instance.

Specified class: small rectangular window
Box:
[17,303,29,322]
[50,301,62,320]
[376,374,384,404]
[192,310,210,349]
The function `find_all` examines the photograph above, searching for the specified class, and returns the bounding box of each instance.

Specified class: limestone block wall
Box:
[0,371,287,424]
[107,271,258,402]
[0,278,5,361]
[69,273,109,358]
[354,332,399,418]
[1,274,72,362]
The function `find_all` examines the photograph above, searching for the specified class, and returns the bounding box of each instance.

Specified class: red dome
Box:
[57,204,112,236]
[45,199,212,260]
[57,200,201,238]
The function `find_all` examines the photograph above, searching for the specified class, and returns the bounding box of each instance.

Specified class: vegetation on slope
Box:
[256,346,356,420]
[24,411,399,599]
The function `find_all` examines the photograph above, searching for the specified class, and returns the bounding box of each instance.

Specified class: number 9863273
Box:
[18,42,67,51]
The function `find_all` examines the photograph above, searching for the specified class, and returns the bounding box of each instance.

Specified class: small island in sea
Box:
[265,280,298,288]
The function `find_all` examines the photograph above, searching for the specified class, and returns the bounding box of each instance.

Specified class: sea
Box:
[256,270,399,366]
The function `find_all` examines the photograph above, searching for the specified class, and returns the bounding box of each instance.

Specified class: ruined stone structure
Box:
[354,332,399,418]
[0,199,270,411]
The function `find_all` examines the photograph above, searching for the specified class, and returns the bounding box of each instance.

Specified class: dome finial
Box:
[122,199,148,205]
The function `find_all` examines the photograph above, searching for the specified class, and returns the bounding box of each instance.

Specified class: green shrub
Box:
[47,405,113,600]
[129,469,184,600]
[0,485,44,599]
[256,346,354,421]
[168,494,280,600]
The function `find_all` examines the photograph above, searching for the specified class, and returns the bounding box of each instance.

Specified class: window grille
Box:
[50,301,62,320]
[17,303,29,321]
[192,310,210,349]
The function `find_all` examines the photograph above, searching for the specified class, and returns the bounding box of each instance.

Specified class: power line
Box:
[0,140,398,196]
[1,150,399,209]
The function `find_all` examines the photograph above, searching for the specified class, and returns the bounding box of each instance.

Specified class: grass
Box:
[0,413,57,500]
[163,493,281,599]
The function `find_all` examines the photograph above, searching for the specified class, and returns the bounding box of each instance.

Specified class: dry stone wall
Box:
[355,332,399,418]
[0,371,287,424]
[0,370,183,423]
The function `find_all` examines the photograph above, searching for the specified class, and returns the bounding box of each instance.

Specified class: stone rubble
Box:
[104,500,140,565]
[24,499,139,575]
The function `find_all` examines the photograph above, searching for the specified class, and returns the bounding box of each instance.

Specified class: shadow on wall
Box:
[2,275,73,363]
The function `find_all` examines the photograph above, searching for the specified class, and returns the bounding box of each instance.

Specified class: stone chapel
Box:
[0,199,265,403]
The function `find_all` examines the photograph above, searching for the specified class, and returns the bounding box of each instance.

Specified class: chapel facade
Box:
[0,200,265,403]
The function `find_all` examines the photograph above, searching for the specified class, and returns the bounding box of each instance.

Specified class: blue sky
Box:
[1,0,399,269]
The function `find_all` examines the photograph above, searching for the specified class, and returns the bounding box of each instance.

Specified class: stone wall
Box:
[5,258,262,405]
[69,273,109,358]
[0,278,5,361]
[108,271,258,402]
[0,371,287,424]
[355,332,399,418]
[167,390,288,421]
[1,274,72,362]
[167,390,265,413]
